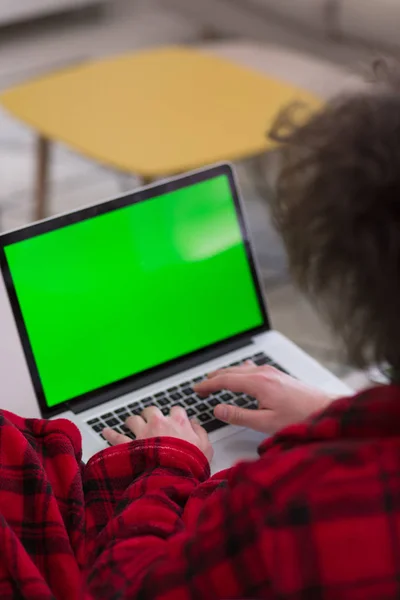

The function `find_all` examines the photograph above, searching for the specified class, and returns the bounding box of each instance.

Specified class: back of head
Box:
[268,62,400,374]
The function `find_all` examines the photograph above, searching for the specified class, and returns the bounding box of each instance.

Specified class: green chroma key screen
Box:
[4,175,264,408]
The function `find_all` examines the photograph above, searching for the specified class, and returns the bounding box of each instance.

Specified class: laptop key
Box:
[120,425,136,439]
[198,412,212,423]
[105,417,119,428]
[167,386,178,393]
[91,422,104,433]
[116,411,130,422]
[130,407,143,417]
[161,407,169,416]
[246,397,258,409]
[186,408,196,418]
[115,426,133,436]
[254,356,270,366]
[193,377,203,383]
[88,418,101,426]
[221,392,234,402]
[235,397,247,407]
[140,397,153,407]
[183,396,197,406]
[170,392,183,401]
[208,397,219,407]
[156,397,169,407]
[101,412,113,421]
[182,387,194,396]
[155,392,165,399]
[196,403,208,413]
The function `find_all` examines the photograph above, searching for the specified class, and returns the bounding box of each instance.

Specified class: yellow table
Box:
[0,46,319,221]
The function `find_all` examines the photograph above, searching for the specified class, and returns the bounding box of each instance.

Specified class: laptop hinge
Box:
[70,335,254,415]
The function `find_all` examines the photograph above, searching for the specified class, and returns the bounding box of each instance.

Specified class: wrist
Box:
[87,436,210,482]
[133,437,211,479]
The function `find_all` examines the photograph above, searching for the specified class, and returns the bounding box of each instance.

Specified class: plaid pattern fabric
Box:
[1,386,400,599]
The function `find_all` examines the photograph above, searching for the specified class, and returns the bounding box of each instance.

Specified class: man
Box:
[3,68,400,598]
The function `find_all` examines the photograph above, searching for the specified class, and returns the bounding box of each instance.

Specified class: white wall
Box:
[167,0,369,67]
[340,0,400,49]
[0,0,104,26]
[247,0,328,30]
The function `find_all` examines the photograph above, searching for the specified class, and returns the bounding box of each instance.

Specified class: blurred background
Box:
[1,0,393,392]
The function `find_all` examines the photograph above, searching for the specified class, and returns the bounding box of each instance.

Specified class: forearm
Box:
[84,438,210,565]
[84,447,265,600]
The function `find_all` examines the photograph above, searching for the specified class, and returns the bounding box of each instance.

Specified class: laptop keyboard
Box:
[86,352,288,444]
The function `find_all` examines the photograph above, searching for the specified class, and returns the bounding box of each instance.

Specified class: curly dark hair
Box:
[268,68,400,372]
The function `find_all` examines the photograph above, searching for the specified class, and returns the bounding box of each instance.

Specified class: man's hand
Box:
[103,406,214,463]
[194,362,335,435]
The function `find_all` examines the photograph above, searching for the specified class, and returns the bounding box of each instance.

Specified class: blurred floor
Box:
[0,0,369,391]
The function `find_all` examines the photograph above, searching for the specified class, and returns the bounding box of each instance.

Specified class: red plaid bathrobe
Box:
[1,385,400,599]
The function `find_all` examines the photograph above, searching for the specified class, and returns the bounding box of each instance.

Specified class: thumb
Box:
[214,404,273,433]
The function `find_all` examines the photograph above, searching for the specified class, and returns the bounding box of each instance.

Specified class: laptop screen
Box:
[1,168,266,412]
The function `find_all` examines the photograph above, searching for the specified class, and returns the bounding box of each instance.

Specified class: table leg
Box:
[34,136,51,222]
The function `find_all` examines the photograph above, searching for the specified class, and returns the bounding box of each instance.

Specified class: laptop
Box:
[0,163,351,473]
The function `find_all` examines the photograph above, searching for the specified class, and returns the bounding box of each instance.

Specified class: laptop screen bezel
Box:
[0,163,271,417]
